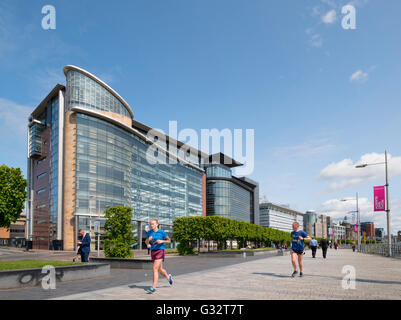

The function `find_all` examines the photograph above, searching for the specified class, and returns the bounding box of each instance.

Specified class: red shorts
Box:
[151,249,165,262]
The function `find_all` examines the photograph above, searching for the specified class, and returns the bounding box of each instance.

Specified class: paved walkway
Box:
[52,249,401,300]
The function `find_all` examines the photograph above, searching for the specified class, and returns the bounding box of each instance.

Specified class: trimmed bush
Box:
[177,241,195,255]
[173,216,291,255]
[103,206,136,258]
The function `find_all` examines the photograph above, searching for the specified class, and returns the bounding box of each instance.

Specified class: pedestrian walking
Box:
[320,237,329,259]
[77,229,91,262]
[309,238,318,258]
[334,241,338,250]
[329,241,332,249]
[352,241,356,252]
[290,222,311,277]
[145,218,173,294]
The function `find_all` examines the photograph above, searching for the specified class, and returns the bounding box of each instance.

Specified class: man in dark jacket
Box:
[77,229,91,262]
[320,237,329,259]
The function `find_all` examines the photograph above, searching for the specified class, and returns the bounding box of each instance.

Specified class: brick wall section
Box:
[32,128,51,249]
[0,228,10,238]
[63,111,77,250]
[100,111,132,127]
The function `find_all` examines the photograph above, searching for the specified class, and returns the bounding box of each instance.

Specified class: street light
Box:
[341,192,360,251]
[355,150,391,257]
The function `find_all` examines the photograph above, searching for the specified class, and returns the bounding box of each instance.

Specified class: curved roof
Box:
[63,65,134,119]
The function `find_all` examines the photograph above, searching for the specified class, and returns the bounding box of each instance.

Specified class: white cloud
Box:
[306,28,323,47]
[350,70,369,83]
[322,10,337,24]
[0,98,31,138]
[319,198,401,234]
[273,138,335,159]
[319,152,401,191]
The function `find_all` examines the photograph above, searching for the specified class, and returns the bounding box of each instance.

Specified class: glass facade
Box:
[65,70,131,119]
[75,113,203,227]
[205,164,232,178]
[49,97,59,244]
[28,122,45,157]
[206,179,251,223]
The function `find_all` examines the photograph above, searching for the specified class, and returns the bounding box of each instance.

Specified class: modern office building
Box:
[303,211,317,237]
[303,211,329,238]
[26,65,258,250]
[205,153,259,224]
[259,202,304,233]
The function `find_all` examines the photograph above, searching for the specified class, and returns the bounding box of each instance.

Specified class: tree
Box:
[0,165,27,229]
[103,206,135,258]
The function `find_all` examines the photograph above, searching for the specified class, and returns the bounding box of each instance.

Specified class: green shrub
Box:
[103,206,135,258]
[177,241,194,255]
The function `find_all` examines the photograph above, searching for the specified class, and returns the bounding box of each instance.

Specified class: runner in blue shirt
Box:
[145,218,173,293]
[290,222,311,277]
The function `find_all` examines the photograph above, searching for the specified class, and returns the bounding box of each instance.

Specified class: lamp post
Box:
[341,192,360,251]
[356,150,391,257]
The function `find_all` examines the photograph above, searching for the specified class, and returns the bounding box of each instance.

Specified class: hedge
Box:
[173,216,291,254]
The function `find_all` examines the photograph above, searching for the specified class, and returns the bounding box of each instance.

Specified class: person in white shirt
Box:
[309,238,318,258]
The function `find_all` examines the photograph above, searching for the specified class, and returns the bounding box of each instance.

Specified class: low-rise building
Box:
[333,223,346,241]
[259,202,304,233]
[0,215,26,247]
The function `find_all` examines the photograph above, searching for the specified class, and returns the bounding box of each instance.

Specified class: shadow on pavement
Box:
[128,284,149,290]
[253,272,291,278]
[253,272,401,285]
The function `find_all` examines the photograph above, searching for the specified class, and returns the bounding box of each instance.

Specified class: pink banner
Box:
[354,225,358,232]
[374,186,386,211]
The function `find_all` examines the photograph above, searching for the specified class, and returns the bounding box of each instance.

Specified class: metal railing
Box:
[359,243,401,257]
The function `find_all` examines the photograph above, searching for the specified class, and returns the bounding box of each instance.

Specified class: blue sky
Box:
[1,0,400,232]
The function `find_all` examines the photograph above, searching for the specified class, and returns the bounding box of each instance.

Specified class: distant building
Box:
[340,217,357,240]
[303,211,329,238]
[333,223,346,241]
[304,211,317,237]
[375,228,385,241]
[259,202,304,233]
[361,222,375,240]
[0,215,26,247]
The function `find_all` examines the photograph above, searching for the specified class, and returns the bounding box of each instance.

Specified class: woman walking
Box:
[145,218,173,293]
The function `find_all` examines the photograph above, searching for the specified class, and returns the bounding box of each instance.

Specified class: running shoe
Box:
[299,272,303,277]
[291,271,298,277]
[168,274,173,285]
[146,286,156,294]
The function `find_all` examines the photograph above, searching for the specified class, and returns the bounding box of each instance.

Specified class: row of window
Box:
[74,113,203,223]
[65,70,131,119]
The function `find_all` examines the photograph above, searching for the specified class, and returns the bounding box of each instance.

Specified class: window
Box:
[36,204,46,209]
[37,188,46,195]
[37,172,47,179]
